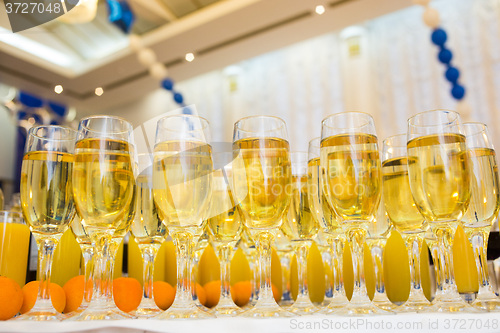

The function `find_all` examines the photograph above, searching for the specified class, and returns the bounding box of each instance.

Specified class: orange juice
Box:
[0,220,30,286]
[289,243,325,303]
[51,229,82,287]
[453,225,478,293]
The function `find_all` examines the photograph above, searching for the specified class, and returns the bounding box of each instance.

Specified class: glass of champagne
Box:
[382,134,432,312]
[461,123,500,311]
[308,137,350,312]
[66,215,94,317]
[17,125,77,321]
[281,151,319,314]
[366,200,396,311]
[207,158,244,316]
[320,112,385,315]
[153,114,215,319]
[407,110,473,312]
[130,153,168,317]
[71,116,136,320]
[232,115,293,318]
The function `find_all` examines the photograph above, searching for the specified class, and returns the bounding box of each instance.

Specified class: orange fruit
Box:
[153,281,175,310]
[203,280,221,308]
[195,283,206,307]
[21,281,65,314]
[231,281,251,307]
[62,275,85,314]
[113,277,142,313]
[0,276,23,320]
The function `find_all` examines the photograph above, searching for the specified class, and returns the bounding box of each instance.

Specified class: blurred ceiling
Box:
[0,0,413,113]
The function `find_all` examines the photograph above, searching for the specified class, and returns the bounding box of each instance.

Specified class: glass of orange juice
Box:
[0,211,30,287]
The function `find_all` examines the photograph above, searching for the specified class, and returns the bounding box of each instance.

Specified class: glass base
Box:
[472,292,500,312]
[155,300,216,319]
[65,307,135,321]
[279,299,294,308]
[130,298,163,318]
[288,297,318,315]
[13,309,64,321]
[372,292,399,311]
[398,291,433,313]
[333,293,393,316]
[319,294,350,314]
[429,292,481,313]
[239,298,294,318]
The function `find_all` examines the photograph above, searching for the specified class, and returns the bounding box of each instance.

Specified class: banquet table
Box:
[2,313,500,333]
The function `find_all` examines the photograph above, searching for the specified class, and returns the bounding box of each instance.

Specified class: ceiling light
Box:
[95,87,104,96]
[54,85,63,94]
[315,5,325,15]
[185,53,195,62]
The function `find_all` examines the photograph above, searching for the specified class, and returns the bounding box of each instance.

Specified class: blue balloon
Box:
[106,0,135,34]
[48,102,67,117]
[431,28,447,46]
[445,67,460,83]
[451,84,466,100]
[182,106,193,115]
[19,91,43,108]
[173,92,184,104]
[438,48,453,64]
[161,78,174,91]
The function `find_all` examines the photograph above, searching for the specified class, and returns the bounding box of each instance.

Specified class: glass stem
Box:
[331,236,345,296]
[321,247,333,301]
[248,251,259,305]
[82,246,94,305]
[349,228,369,302]
[467,229,491,292]
[434,225,458,295]
[217,244,233,303]
[172,231,194,307]
[34,235,59,311]
[406,235,424,298]
[369,242,386,295]
[141,245,159,302]
[293,241,310,302]
[256,232,275,305]
[279,251,293,302]
[89,235,112,305]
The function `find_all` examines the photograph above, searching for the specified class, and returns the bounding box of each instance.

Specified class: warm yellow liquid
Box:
[127,236,168,285]
[73,138,135,234]
[462,148,500,228]
[21,151,75,235]
[71,216,91,246]
[131,174,167,245]
[382,157,426,233]
[232,138,291,230]
[407,133,470,222]
[307,158,340,234]
[0,222,30,286]
[51,229,82,287]
[153,140,213,236]
[207,171,242,243]
[281,175,318,240]
[320,133,381,226]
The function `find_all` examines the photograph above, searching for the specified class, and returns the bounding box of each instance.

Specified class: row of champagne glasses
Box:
[17,110,500,321]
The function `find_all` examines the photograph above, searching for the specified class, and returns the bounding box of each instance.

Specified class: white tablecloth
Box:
[2,313,500,333]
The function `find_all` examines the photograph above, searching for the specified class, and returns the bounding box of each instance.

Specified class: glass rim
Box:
[321,111,374,130]
[29,125,77,142]
[382,134,407,147]
[79,115,134,135]
[156,114,210,132]
[463,122,487,137]
[407,109,460,128]
[234,115,286,133]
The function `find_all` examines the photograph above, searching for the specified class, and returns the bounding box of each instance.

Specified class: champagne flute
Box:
[407,110,472,312]
[382,134,432,312]
[274,228,294,307]
[17,126,76,321]
[425,230,444,302]
[153,114,215,319]
[461,123,500,311]
[232,115,293,318]
[130,153,168,317]
[308,137,350,312]
[281,151,319,314]
[192,225,211,310]
[320,112,385,315]
[366,200,396,311]
[70,116,136,320]
[207,160,243,316]
[66,216,94,317]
